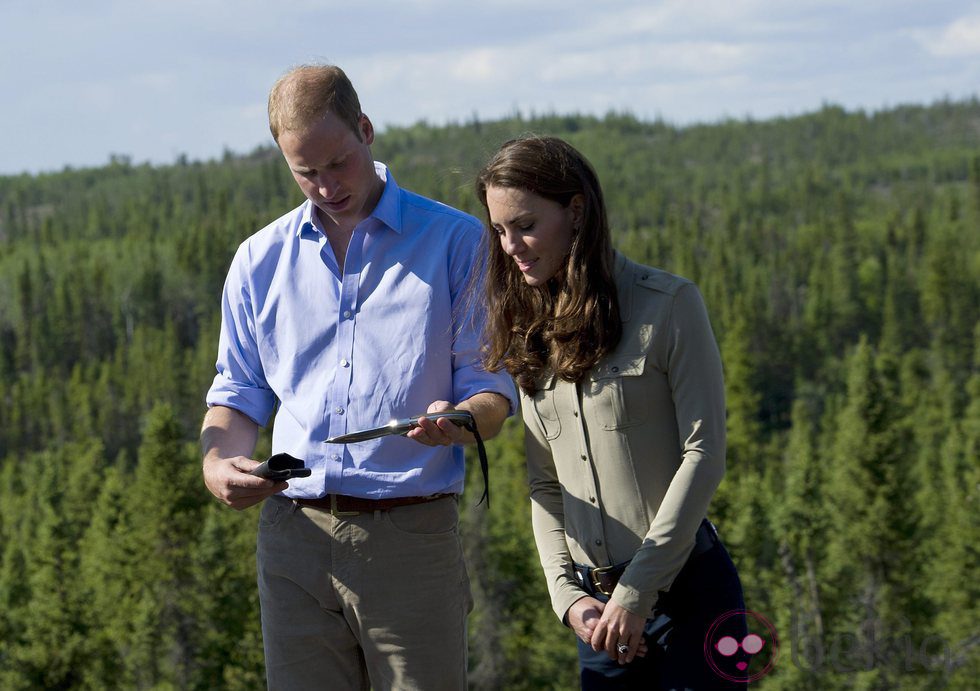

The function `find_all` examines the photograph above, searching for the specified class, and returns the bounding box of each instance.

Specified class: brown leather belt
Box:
[294,493,454,516]
[573,519,719,596]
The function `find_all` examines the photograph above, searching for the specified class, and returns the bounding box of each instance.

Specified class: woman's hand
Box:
[566,596,605,645]
[568,597,648,663]
[590,598,647,664]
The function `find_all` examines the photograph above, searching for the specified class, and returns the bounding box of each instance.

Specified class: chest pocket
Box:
[530,374,561,440]
[588,354,648,430]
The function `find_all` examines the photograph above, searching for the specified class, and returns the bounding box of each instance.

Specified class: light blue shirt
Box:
[207,163,516,499]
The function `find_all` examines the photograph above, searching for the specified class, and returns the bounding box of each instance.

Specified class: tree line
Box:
[0,99,978,688]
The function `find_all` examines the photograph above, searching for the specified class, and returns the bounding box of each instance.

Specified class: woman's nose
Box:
[500,230,524,255]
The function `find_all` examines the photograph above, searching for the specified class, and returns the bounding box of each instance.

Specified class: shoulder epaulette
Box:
[633,266,690,296]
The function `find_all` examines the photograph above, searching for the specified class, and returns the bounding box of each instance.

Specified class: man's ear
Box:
[359,114,375,145]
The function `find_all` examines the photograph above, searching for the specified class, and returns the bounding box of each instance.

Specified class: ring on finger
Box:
[617,643,629,655]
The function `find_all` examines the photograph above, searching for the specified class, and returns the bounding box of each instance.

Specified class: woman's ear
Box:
[570,193,585,230]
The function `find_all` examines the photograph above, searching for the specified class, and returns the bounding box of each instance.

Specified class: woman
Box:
[475,136,748,689]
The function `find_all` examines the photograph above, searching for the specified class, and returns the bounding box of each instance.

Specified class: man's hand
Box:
[203,455,287,510]
[201,406,283,510]
[590,598,647,664]
[406,392,510,446]
[406,400,468,446]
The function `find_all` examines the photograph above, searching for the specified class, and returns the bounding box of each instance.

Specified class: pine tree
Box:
[825,339,920,685]
[187,504,267,690]
[769,397,832,687]
[5,443,103,688]
[0,457,32,690]
[77,456,132,688]
[462,419,579,690]
[712,297,764,538]
[114,404,207,687]
[923,325,980,685]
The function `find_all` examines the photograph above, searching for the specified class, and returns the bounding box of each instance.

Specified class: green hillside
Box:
[1,100,978,689]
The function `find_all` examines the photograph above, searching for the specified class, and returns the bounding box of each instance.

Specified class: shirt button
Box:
[580,454,587,461]
[332,454,341,462]
[573,411,579,417]
[611,366,620,373]
[589,496,596,503]
[335,407,344,414]
[594,539,603,546]
[340,358,350,367]
[342,310,352,319]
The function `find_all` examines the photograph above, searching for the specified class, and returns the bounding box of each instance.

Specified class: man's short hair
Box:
[268,64,363,143]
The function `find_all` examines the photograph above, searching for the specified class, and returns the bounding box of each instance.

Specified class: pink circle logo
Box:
[704,609,779,682]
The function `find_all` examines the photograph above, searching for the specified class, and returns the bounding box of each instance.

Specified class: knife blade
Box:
[324,411,475,444]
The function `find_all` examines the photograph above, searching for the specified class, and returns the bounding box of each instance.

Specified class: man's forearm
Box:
[200,405,282,510]
[201,405,260,464]
[456,392,510,441]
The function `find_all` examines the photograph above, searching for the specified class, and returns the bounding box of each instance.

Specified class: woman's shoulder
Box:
[615,252,695,298]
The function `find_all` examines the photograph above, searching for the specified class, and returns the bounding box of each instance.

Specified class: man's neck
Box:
[315,175,385,274]
[316,208,356,274]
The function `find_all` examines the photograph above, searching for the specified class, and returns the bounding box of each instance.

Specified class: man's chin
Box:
[321,196,352,214]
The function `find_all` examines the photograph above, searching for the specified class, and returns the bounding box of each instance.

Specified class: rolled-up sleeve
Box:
[449,229,518,412]
[205,242,277,426]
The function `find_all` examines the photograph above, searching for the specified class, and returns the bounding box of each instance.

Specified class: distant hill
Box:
[0,100,978,689]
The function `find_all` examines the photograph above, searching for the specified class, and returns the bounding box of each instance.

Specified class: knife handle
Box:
[407,411,474,428]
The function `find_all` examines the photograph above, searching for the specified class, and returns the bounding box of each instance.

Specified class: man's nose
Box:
[313,174,338,198]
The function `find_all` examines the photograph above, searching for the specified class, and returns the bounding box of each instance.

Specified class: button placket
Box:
[323,229,363,490]
[571,379,609,565]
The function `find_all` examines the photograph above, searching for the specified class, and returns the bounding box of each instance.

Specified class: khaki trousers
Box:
[256,494,472,690]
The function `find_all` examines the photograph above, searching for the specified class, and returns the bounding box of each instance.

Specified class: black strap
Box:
[461,417,490,509]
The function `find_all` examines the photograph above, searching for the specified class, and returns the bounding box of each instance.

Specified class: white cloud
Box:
[2,0,979,174]
[927,14,980,55]
[448,49,509,83]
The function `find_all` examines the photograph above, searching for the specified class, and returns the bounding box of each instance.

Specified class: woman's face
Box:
[485,185,581,286]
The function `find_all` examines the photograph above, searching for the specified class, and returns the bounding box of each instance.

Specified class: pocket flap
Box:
[591,355,646,380]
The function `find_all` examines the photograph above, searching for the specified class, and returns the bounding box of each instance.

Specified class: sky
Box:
[2,0,979,176]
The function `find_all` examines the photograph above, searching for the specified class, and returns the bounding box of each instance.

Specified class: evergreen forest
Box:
[0,99,978,689]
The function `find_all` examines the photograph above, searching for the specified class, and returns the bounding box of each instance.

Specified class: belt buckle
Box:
[590,565,615,596]
[329,494,359,517]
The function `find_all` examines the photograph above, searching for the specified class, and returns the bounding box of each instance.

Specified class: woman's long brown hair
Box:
[475,136,621,396]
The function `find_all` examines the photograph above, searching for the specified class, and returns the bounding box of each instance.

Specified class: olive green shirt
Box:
[522,252,727,621]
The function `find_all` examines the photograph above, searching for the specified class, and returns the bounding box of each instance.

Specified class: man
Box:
[201,64,515,690]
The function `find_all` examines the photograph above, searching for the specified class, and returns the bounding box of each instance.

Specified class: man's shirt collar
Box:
[297,162,403,238]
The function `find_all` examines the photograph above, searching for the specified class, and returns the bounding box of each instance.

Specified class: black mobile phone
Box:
[644,612,673,650]
[250,453,311,481]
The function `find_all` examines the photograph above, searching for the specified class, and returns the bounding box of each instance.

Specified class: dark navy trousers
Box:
[577,538,748,690]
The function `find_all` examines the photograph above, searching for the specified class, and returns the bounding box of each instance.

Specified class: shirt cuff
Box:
[611,583,659,617]
[205,377,275,427]
[553,581,590,623]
